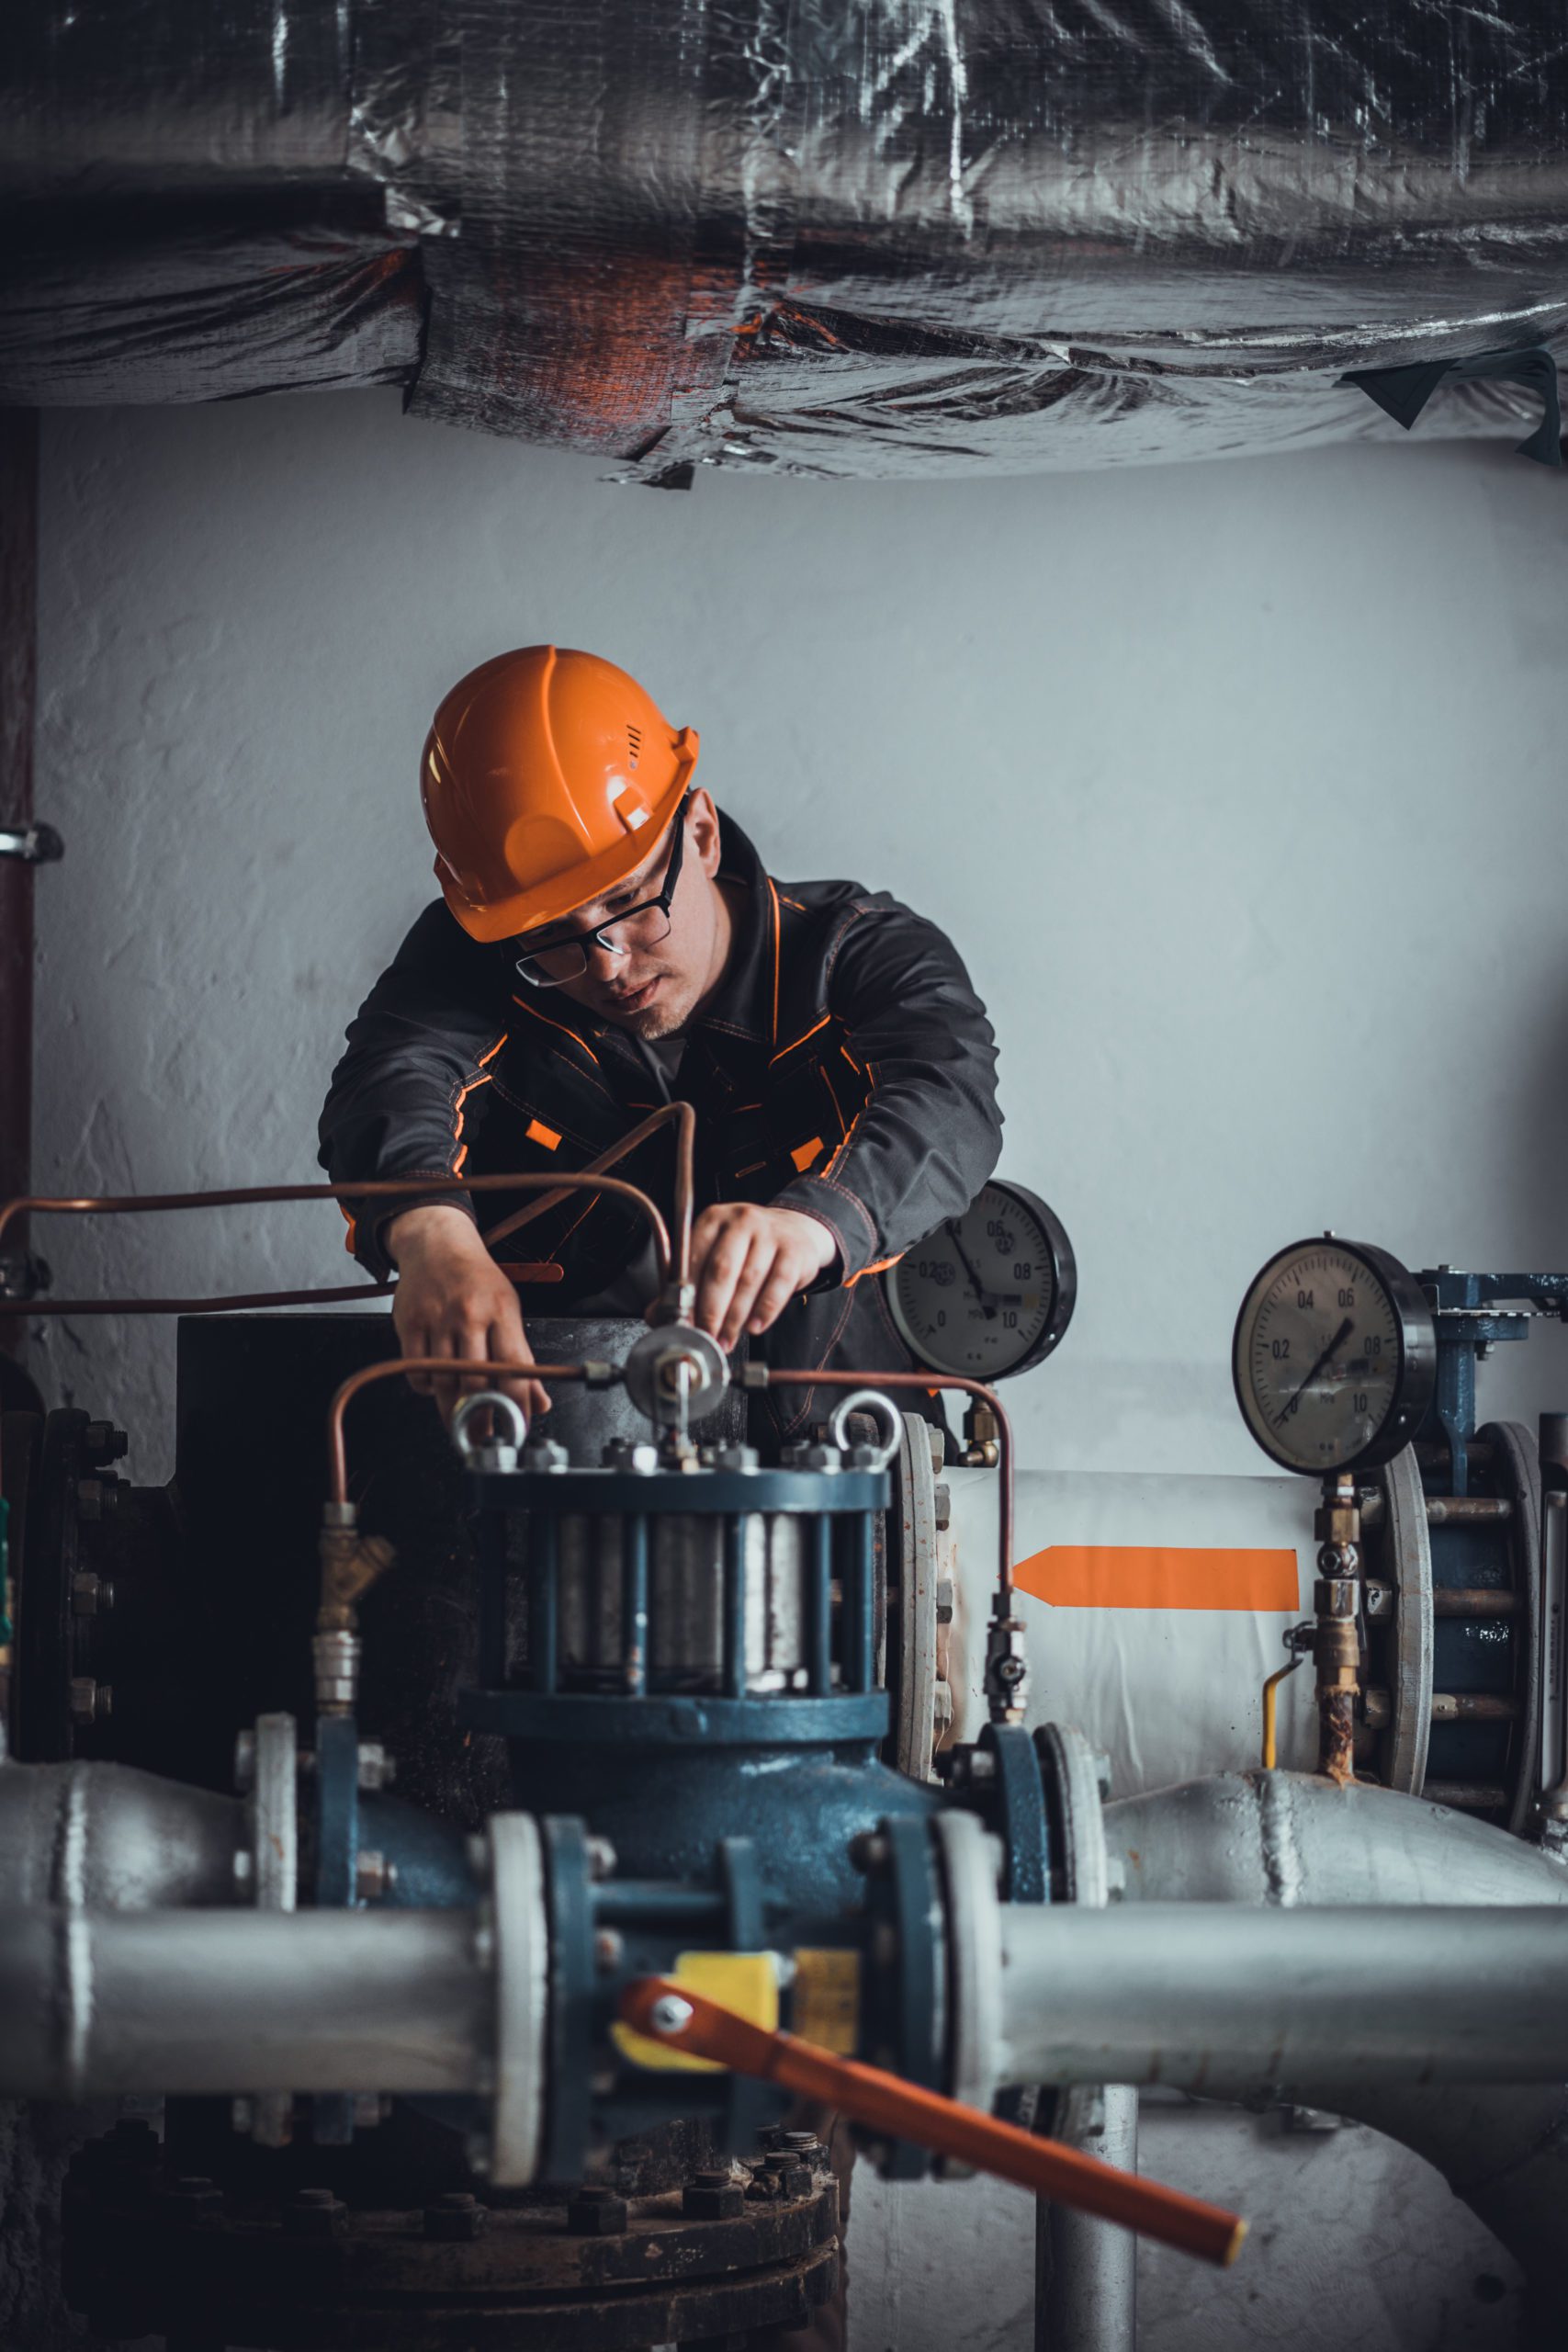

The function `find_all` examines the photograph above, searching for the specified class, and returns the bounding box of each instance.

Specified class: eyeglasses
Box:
[513,794,691,989]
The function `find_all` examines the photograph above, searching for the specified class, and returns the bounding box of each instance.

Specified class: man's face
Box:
[517,791,728,1042]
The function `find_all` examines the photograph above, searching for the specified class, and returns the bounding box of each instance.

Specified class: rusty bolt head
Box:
[286,2188,348,2238]
[782,2132,821,2158]
[764,2154,814,2197]
[567,2185,628,2235]
[682,2169,745,2219]
[423,2190,489,2241]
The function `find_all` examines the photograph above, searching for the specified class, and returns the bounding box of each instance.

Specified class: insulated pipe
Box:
[0,1760,243,1911]
[995,1906,1568,2094]
[0,1907,491,2099]
[1094,1769,1568,2307]
[1100,1770,1568,1910]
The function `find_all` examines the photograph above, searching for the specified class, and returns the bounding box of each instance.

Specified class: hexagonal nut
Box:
[935,1577,954,1624]
[355,1849,396,1903]
[682,2174,745,2220]
[567,2186,628,2234]
[84,1421,130,1465]
[284,2188,348,2239]
[927,1424,946,1473]
[715,1443,761,1471]
[75,1478,103,1521]
[932,1682,953,1726]
[764,2156,815,2197]
[161,2177,223,2226]
[523,1437,570,1473]
[1090,1749,1113,1802]
[783,1442,841,1472]
[69,1677,111,1723]
[1105,1855,1126,1902]
[424,2191,489,2241]
[602,1439,659,1476]
[356,1741,396,1792]
[934,1484,952,1531]
[71,1572,111,1616]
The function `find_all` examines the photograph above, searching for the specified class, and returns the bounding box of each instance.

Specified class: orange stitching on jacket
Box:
[770,1011,831,1065]
[451,1034,507,1174]
[513,994,602,1065]
[765,876,782,1046]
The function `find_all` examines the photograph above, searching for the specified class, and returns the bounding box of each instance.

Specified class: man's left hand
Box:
[690,1203,838,1351]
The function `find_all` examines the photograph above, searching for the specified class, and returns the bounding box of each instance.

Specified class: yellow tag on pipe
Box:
[612,1951,781,2074]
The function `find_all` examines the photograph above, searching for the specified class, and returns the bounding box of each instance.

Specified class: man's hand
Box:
[386,1204,551,1426]
[690,1203,837,1352]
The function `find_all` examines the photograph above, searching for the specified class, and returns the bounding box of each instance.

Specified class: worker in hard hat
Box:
[319,645,1002,1446]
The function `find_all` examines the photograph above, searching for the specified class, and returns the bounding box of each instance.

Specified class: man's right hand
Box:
[386,1204,552,1427]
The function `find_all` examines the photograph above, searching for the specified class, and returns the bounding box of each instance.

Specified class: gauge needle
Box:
[1273,1317,1354,1426]
[945,1220,996,1319]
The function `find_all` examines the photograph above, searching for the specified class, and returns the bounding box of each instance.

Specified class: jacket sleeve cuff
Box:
[771,1173,880,1285]
[353,1187,479,1282]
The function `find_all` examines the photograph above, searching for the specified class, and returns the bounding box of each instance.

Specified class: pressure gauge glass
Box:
[884,1181,1076,1380]
[1232,1238,1436,1475]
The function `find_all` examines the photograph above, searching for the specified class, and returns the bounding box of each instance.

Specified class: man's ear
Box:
[688,787,724,878]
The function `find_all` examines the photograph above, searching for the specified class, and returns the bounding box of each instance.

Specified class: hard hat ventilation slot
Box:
[626,725,642,768]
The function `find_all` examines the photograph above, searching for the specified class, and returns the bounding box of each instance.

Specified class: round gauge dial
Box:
[884,1181,1076,1380]
[1232,1238,1436,1476]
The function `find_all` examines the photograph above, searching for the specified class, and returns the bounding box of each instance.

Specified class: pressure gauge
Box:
[884,1182,1076,1380]
[1232,1237,1436,1475]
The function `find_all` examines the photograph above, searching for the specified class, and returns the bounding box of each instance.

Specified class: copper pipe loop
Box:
[0,1170,673,1313]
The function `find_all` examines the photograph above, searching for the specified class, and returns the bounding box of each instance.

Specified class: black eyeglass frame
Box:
[513,791,694,989]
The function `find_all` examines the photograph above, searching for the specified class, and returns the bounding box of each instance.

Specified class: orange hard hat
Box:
[422,645,700,942]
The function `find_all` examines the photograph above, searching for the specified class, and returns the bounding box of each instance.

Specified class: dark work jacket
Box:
[317,811,1003,1445]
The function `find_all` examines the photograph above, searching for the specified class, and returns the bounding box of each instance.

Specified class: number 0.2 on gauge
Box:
[1232,1238,1436,1475]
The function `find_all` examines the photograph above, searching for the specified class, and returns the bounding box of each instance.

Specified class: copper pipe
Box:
[1,1264,566,1320]
[326,1355,590,1507]
[0,1170,672,1295]
[482,1100,696,1285]
[760,1365,1016,1611]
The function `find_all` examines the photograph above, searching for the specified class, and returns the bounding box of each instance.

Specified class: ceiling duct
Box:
[4,2,1567,480]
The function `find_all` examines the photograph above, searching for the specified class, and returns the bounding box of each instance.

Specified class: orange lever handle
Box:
[620,1976,1246,2268]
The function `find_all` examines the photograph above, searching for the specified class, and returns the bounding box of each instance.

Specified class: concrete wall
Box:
[29,391,1568,1477]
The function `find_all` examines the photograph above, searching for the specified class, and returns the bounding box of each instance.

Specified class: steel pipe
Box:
[0,1760,243,1912]
[0,1907,491,2099]
[996,1905,1568,2094]
[1037,2085,1137,2352]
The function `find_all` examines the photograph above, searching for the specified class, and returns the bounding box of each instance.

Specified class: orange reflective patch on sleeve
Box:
[791,1136,825,1171]
[1015,1545,1300,1613]
[525,1116,562,1151]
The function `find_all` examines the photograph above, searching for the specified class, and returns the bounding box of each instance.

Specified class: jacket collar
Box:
[513,805,779,1059]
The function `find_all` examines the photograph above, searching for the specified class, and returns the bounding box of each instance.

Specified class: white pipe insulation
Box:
[943,1468,1320,1789]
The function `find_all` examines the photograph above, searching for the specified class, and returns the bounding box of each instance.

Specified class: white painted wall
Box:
[26,396,1565,2344]
[29,391,1568,1476]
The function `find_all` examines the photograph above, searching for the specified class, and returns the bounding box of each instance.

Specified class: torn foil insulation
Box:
[5,2,1568,477]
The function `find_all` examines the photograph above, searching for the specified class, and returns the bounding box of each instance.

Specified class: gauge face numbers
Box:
[885,1182,1076,1379]
[1233,1240,1434,1475]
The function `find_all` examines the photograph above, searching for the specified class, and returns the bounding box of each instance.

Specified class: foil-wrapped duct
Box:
[4,2,1568,479]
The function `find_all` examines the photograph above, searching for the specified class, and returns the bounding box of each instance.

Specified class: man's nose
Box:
[584,935,626,980]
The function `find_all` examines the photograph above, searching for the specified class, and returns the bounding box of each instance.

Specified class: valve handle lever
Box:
[619,1976,1247,2268]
